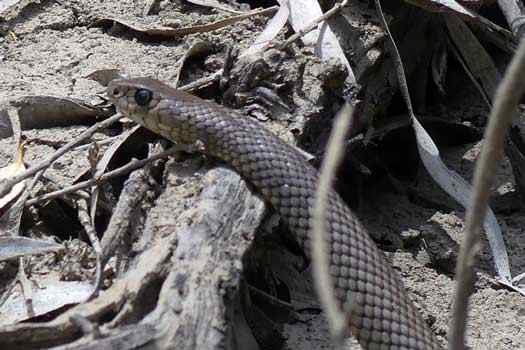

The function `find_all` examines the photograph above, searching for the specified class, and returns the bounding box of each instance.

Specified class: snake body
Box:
[107,78,442,350]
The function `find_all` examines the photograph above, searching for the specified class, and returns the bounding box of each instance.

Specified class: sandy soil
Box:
[0,1,524,349]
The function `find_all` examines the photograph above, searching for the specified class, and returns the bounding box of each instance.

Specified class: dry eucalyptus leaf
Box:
[376,2,520,293]
[406,0,516,47]
[0,236,63,261]
[73,125,156,229]
[172,41,215,87]
[240,1,290,58]
[404,0,477,15]
[93,7,277,40]
[0,141,26,215]
[11,96,112,130]
[0,279,92,326]
[446,15,500,104]
[73,125,156,186]
[287,0,356,84]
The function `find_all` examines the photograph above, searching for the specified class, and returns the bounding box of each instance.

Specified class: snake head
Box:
[106,78,165,120]
[106,78,209,143]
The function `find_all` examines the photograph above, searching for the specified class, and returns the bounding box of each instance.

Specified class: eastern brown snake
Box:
[107,77,442,350]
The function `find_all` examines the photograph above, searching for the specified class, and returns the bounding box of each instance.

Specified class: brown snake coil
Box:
[107,78,442,350]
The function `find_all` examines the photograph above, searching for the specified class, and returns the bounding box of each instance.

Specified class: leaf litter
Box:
[0,1,520,350]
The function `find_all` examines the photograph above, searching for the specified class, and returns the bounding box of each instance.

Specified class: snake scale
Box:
[107,77,442,350]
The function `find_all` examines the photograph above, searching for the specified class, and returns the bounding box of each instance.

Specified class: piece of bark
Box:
[0,160,265,350]
[137,164,266,350]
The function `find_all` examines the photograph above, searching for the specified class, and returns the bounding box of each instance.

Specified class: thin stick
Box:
[311,103,353,343]
[0,113,123,199]
[25,147,179,206]
[100,168,149,266]
[76,197,103,300]
[10,167,48,315]
[179,70,222,92]
[449,39,525,350]
[278,0,348,49]
[17,257,35,317]
[73,136,120,152]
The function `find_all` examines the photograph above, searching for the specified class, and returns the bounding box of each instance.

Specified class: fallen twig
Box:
[97,168,150,315]
[26,147,179,207]
[100,168,149,267]
[0,113,123,199]
[278,0,348,49]
[76,197,103,300]
[17,257,34,318]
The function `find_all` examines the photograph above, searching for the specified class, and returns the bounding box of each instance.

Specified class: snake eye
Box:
[135,89,153,106]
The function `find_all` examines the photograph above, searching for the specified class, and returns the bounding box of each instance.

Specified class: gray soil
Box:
[0,1,524,349]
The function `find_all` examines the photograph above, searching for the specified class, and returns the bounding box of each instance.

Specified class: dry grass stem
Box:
[449,38,525,350]
[311,103,353,342]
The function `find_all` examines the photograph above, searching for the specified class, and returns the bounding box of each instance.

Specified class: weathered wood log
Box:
[0,161,265,350]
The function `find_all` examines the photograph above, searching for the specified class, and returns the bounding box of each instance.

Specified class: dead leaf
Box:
[143,0,161,16]
[73,125,156,230]
[93,6,277,40]
[0,279,92,326]
[446,15,500,104]
[376,0,520,293]
[184,0,244,14]
[404,0,477,15]
[0,141,26,216]
[240,1,290,58]
[405,0,518,51]
[0,236,63,261]
[171,41,215,87]
[287,0,356,84]
[11,96,113,130]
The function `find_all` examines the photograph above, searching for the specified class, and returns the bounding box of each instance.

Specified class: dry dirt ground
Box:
[0,1,524,349]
